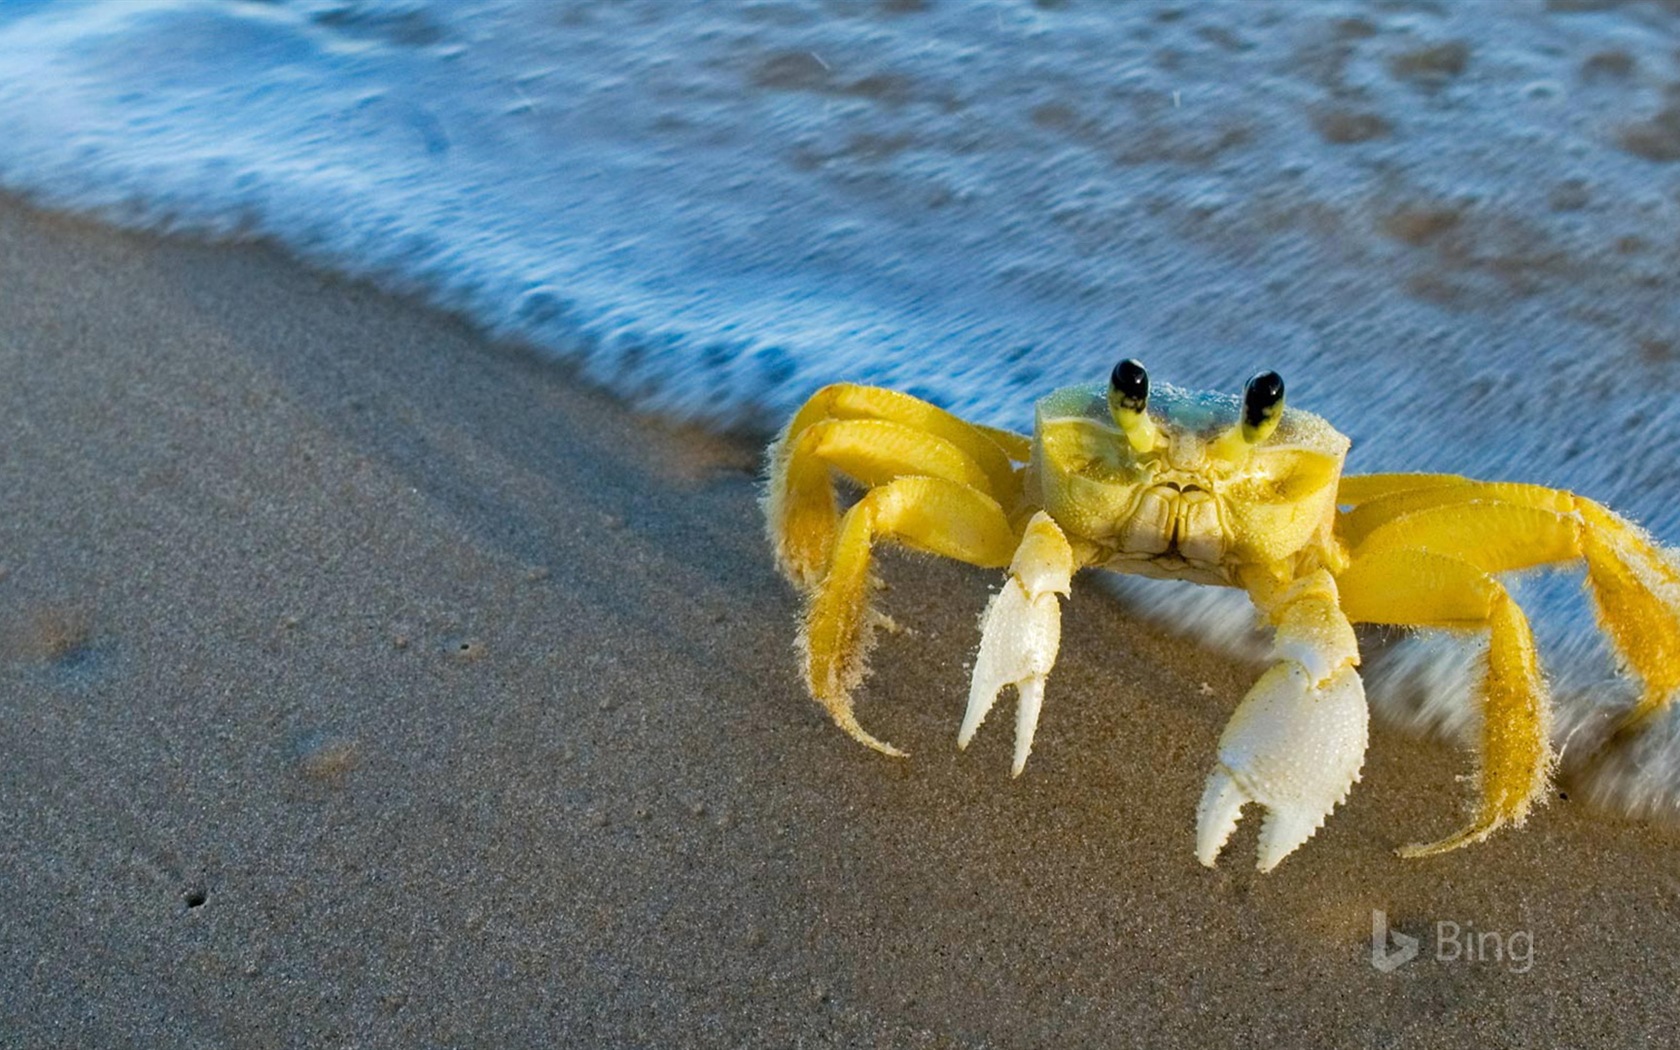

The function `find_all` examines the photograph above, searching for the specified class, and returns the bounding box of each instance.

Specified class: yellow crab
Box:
[763,362,1680,870]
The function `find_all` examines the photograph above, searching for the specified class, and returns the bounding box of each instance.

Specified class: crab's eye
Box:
[1241,370,1285,444]
[1107,358,1159,453]
[1110,358,1149,412]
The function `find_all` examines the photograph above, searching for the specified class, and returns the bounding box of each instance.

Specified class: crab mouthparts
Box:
[1118,482,1227,564]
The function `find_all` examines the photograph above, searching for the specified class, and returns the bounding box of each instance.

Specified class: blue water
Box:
[3,0,1680,814]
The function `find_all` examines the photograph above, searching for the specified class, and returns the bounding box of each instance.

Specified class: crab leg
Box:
[1575,500,1680,726]
[1197,569,1369,871]
[1339,475,1680,727]
[1336,548,1552,855]
[765,384,1027,588]
[959,511,1077,776]
[800,475,1016,756]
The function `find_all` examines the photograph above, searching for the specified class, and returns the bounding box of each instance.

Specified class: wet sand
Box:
[2,198,1678,1047]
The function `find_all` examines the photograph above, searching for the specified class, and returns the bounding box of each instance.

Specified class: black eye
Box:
[1110,358,1149,412]
[1243,370,1284,429]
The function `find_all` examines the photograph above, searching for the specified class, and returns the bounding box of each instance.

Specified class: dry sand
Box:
[2,197,1678,1047]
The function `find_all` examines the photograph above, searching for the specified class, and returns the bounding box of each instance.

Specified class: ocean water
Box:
[3,0,1680,818]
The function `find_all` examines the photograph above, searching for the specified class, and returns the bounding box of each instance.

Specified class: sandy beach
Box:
[3,197,1679,1046]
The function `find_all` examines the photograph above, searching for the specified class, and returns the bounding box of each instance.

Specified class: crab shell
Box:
[1029,381,1350,582]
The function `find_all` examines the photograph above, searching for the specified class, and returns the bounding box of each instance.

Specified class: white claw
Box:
[959,576,1061,774]
[1195,662,1369,872]
[960,514,1071,776]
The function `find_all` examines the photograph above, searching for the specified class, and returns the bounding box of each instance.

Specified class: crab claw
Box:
[1196,662,1368,872]
[960,575,1060,776]
[958,512,1073,776]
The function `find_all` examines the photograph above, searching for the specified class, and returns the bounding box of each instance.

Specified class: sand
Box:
[2,197,1678,1048]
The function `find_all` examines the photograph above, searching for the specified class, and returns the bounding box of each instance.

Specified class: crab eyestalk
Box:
[1241,370,1285,444]
[1213,370,1286,462]
[1107,358,1161,454]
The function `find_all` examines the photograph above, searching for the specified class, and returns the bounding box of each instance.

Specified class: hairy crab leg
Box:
[800,475,1016,757]
[959,511,1077,776]
[768,419,998,587]
[781,384,1025,498]
[1336,548,1553,856]
[765,383,1027,589]
[1338,476,1680,729]
[1197,569,1369,872]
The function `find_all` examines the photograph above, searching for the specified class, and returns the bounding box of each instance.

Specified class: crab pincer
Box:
[1196,662,1369,871]
[1197,570,1369,871]
[958,512,1075,776]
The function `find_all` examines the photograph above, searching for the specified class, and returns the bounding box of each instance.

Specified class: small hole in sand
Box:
[447,638,486,662]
